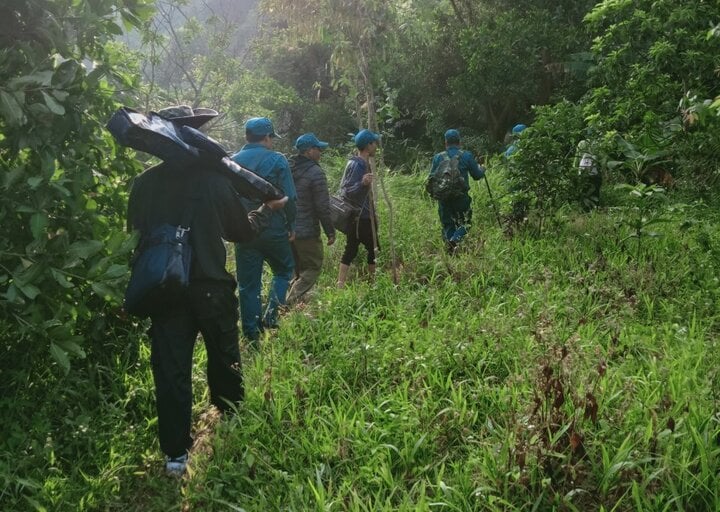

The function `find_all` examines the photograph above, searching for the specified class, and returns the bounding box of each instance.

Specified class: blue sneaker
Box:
[449,225,467,244]
[165,453,188,477]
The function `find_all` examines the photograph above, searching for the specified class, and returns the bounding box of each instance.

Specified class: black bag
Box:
[180,125,285,201]
[124,223,192,318]
[106,107,199,164]
[329,194,360,234]
[330,163,363,234]
[107,108,284,202]
[427,151,469,201]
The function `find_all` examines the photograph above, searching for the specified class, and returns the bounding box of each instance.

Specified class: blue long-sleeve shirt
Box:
[231,143,297,240]
[429,145,485,187]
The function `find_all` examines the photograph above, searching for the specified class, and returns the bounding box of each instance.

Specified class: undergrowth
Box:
[2,163,720,511]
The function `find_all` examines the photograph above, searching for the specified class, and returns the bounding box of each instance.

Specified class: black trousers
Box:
[148,280,243,458]
[341,217,379,265]
[581,174,602,210]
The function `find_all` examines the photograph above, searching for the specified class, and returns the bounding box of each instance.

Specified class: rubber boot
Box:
[337,263,350,288]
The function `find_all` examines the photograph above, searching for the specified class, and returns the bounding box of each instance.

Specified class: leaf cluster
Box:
[0,0,154,372]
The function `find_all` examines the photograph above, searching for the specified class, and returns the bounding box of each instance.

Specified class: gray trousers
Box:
[287,237,324,304]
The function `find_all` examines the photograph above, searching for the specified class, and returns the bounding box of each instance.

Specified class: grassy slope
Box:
[183,165,720,511]
[4,161,720,511]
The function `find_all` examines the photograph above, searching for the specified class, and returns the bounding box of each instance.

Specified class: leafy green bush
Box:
[676,93,720,192]
[0,1,152,372]
[583,0,720,136]
[505,100,585,226]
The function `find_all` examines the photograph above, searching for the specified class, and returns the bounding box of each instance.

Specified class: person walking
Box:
[503,123,527,159]
[575,139,601,209]
[286,133,335,304]
[336,129,380,288]
[429,129,485,253]
[126,106,288,476]
[231,117,297,345]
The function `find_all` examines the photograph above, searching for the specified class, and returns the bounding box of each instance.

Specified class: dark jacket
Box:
[127,162,253,284]
[290,155,335,240]
[340,155,373,219]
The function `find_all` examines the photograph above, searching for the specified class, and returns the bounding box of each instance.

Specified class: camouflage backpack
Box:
[426,151,468,201]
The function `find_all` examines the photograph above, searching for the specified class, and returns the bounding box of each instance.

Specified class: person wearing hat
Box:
[127,106,288,477]
[336,128,380,288]
[286,133,335,304]
[503,123,526,159]
[575,138,602,209]
[429,128,485,254]
[231,117,297,344]
[504,123,529,227]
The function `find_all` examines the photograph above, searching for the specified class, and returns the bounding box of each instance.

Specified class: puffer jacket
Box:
[290,155,335,240]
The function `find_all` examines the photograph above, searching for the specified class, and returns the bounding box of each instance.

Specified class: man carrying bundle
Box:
[127,106,287,477]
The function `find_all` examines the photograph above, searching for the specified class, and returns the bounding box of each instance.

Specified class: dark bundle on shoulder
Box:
[107,106,283,202]
[108,106,285,318]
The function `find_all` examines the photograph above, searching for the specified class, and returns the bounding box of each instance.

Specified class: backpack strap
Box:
[179,197,195,230]
[338,158,359,194]
[176,180,197,239]
[431,151,450,177]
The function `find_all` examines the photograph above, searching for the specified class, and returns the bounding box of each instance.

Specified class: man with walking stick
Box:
[426,129,485,254]
[336,129,380,288]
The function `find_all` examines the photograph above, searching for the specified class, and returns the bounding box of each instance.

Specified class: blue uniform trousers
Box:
[438,194,472,243]
[235,238,294,341]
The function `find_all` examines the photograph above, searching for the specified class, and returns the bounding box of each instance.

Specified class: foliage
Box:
[504,100,586,229]
[0,0,154,509]
[454,2,594,141]
[376,0,596,146]
[0,2,153,371]
[4,0,720,510]
[676,92,720,192]
[257,0,399,134]
[137,0,257,109]
[607,133,675,183]
[181,172,720,511]
[615,183,669,261]
[220,71,302,152]
[3,163,720,511]
[583,0,720,136]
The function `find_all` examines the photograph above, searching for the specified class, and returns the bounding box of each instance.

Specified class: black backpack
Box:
[426,151,468,201]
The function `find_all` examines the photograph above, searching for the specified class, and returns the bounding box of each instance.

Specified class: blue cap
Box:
[295,133,329,151]
[511,124,527,134]
[444,129,461,143]
[354,129,380,149]
[245,117,278,138]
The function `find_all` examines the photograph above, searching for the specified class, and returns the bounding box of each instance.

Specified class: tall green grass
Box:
[2,161,720,510]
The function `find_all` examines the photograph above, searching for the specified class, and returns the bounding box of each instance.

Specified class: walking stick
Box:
[369,157,399,284]
[368,184,378,259]
[483,175,503,229]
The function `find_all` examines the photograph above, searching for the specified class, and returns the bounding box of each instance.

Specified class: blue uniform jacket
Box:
[231,143,297,240]
[429,145,485,191]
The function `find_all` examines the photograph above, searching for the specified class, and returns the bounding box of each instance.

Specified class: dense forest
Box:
[2,0,720,510]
